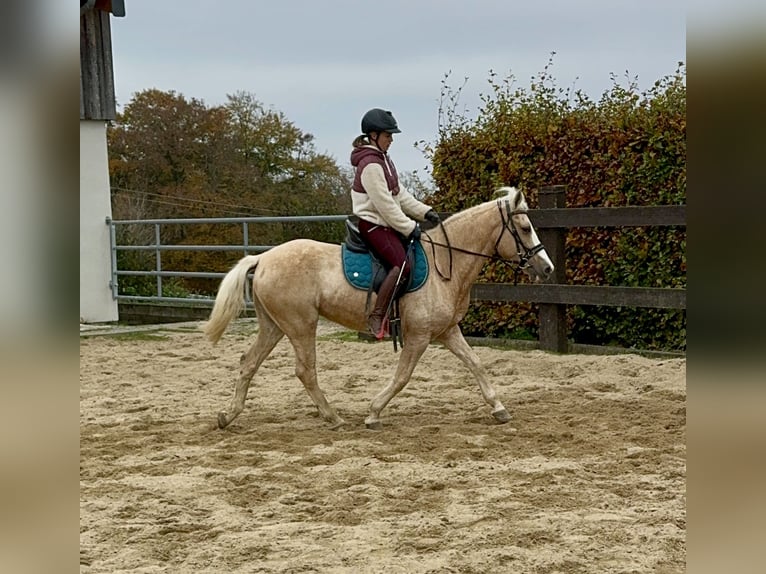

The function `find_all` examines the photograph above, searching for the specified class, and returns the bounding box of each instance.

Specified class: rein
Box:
[423,199,545,285]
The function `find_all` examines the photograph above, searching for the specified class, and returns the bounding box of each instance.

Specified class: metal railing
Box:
[107,214,348,306]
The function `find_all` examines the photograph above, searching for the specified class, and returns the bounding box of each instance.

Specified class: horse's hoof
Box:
[329,418,346,430]
[217,412,230,429]
[492,408,511,424]
[365,420,383,431]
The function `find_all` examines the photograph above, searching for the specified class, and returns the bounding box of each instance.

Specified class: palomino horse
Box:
[204,186,554,429]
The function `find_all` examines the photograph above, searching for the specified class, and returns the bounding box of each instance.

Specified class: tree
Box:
[400,170,437,201]
[107,88,352,295]
[108,88,352,219]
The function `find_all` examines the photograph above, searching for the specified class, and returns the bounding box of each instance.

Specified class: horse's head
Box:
[493,187,554,283]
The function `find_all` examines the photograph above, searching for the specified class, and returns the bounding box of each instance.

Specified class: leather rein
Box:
[422,199,545,284]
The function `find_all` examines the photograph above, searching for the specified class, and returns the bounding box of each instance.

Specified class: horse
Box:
[204,186,554,430]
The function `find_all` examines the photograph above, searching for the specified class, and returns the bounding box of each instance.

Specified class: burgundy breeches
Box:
[357,219,411,281]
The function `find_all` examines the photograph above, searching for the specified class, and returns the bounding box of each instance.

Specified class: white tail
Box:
[203,255,261,344]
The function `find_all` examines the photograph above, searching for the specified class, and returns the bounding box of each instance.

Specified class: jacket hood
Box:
[350,145,384,167]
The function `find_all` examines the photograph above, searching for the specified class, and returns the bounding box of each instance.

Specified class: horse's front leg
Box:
[365,337,429,430]
[436,325,511,424]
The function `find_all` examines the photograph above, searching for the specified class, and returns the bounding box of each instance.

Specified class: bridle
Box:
[423,198,546,284]
[496,198,546,281]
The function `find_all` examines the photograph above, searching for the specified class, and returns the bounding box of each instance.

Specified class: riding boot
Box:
[368,266,401,340]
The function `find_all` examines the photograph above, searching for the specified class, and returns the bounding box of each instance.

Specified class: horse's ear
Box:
[513,189,525,209]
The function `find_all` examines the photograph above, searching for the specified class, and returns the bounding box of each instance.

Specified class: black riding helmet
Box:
[361,108,401,134]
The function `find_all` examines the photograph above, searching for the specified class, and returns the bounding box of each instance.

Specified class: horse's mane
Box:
[444,186,525,225]
[494,186,527,209]
[493,186,521,201]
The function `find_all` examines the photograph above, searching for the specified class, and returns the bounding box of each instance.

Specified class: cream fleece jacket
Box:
[351,161,431,236]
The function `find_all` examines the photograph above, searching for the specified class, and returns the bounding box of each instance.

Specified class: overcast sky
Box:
[110,0,687,177]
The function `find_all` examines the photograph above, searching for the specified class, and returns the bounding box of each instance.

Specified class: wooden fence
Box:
[111,184,686,353]
[469,185,686,352]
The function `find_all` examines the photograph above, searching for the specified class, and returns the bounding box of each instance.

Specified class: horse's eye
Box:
[520,224,531,233]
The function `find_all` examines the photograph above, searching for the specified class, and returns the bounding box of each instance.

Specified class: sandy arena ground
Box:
[80,319,685,573]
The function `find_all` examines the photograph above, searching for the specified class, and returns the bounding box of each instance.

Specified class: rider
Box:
[350,108,441,339]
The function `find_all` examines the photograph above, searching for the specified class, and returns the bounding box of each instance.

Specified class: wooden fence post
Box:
[538,185,568,352]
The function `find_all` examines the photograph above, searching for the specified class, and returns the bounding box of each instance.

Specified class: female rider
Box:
[350,108,440,339]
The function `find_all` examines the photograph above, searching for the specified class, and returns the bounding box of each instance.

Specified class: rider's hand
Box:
[408,223,421,241]
[424,210,440,224]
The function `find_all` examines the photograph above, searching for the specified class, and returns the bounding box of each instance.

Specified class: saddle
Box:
[342,217,429,350]
[341,216,428,294]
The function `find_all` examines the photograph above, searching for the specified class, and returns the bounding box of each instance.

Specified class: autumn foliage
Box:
[420,59,686,351]
[107,89,352,294]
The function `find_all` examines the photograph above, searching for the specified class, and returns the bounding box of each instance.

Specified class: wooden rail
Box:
[470,185,686,353]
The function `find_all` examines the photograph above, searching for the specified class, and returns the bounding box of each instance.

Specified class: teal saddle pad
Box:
[342,242,429,292]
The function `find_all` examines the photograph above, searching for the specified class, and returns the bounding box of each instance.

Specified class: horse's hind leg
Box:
[436,325,511,423]
[217,312,284,429]
[289,334,345,429]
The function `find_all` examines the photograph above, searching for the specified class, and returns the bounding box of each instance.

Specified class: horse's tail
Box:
[203,254,261,344]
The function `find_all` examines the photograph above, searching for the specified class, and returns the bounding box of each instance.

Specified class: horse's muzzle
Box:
[525,263,554,283]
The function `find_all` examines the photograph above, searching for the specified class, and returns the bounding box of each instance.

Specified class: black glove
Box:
[408,223,421,241]
[425,210,440,224]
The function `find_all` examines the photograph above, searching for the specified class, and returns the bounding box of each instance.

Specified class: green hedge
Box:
[426,60,686,351]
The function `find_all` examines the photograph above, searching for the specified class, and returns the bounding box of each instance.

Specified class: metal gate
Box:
[107,214,348,306]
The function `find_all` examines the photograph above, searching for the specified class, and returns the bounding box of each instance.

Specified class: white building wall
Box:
[80,120,119,323]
